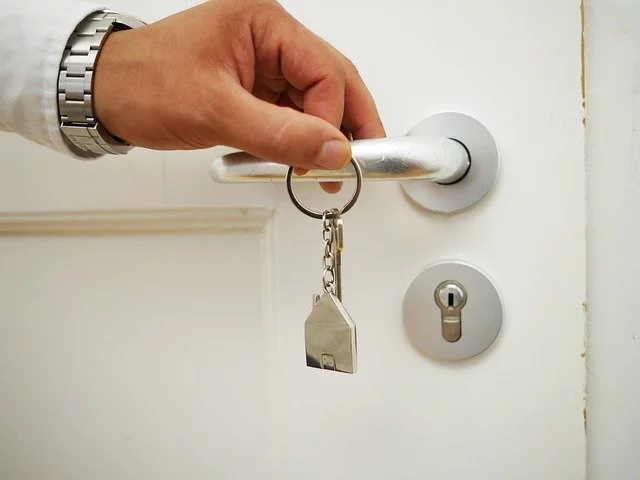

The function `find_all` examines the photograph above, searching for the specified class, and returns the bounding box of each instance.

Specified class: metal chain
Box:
[321,210,336,294]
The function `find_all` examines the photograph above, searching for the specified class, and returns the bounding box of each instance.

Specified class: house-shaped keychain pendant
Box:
[305,292,357,374]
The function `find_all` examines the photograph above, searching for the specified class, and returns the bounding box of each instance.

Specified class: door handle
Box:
[210,136,470,185]
[209,112,500,214]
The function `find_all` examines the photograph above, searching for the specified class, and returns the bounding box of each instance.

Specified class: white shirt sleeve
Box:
[0,0,106,157]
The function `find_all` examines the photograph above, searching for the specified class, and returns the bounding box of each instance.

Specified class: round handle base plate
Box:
[401,112,500,214]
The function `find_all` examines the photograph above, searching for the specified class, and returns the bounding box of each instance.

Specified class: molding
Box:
[0,207,274,235]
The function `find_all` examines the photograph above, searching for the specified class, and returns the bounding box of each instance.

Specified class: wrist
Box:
[93,29,132,145]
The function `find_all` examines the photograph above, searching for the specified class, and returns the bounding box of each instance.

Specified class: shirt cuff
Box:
[45,2,107,159]
[0,1,106,158]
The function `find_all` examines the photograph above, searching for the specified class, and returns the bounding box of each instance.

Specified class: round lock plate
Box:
[402,261,502,361]
[401,112,500,214]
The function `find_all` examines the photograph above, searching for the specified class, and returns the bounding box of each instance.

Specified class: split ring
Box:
[286,158,363,220]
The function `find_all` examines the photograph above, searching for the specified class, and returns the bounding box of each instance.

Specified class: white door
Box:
[0,1,586,479]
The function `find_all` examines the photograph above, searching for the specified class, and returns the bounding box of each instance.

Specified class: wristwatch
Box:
[58,10,145,156]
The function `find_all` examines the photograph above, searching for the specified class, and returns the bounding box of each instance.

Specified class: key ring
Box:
[286,158,363,220]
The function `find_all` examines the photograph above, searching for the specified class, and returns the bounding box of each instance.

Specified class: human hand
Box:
[93,0,385,192]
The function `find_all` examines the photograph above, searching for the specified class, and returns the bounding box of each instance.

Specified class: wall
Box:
[586,1,640,478]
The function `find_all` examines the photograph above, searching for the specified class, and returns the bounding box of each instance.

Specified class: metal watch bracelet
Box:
[58,10,145,155]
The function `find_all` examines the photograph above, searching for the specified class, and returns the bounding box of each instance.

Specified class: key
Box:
[305,210,357,374]
[331,208,344,302]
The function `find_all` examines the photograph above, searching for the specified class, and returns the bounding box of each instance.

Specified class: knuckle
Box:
[328,55,347,78]
[336,61,348,81]
[343,58,361,77]
[250,0,286,20]
[246,0,294,45]
[319,60,346,87]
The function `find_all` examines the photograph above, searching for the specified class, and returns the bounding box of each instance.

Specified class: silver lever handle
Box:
[208,113,501,216]
[210,136,470,184]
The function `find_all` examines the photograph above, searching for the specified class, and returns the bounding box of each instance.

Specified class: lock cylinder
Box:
[434,281,467,342]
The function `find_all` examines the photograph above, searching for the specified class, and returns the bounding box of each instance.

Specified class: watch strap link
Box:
[58,10,145,155]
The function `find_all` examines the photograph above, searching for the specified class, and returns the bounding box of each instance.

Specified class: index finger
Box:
[340,59,386,140]
[278,29,346,130]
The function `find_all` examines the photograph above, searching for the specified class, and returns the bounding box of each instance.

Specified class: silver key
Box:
[305,209,357,374]
[331,209,344,302]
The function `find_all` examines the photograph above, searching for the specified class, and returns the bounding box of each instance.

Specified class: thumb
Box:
[220,88,351,170]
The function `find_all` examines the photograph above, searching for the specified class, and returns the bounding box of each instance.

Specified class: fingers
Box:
[286,86,305,110]
[273,17,384,140]
[250,2,384,140]
[219,84,351,170]
[292,167,342,194]
[281,94,342,192]
[341,60,386,140]
[320,182,342,193]
[278,35,345,130]
[240,2,384,189]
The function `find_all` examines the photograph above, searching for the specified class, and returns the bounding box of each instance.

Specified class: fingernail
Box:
[316,139,350,169]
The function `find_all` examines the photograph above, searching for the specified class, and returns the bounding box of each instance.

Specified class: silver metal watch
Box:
[58,10,145,155]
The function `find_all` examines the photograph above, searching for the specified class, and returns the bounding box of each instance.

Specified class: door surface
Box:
[0,1,586,479]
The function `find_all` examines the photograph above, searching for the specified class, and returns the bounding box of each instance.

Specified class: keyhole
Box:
[434,281,467,343]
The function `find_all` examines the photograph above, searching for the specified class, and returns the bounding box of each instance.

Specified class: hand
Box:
[93,0,385,192]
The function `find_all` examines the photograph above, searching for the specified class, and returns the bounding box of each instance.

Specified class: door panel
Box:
[0,216,273,479]
[0,0,585,478]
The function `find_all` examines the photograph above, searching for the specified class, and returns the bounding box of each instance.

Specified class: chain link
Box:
[322,210,336,294]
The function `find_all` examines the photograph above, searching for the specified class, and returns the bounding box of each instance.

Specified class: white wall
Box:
[586,1,640,478]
